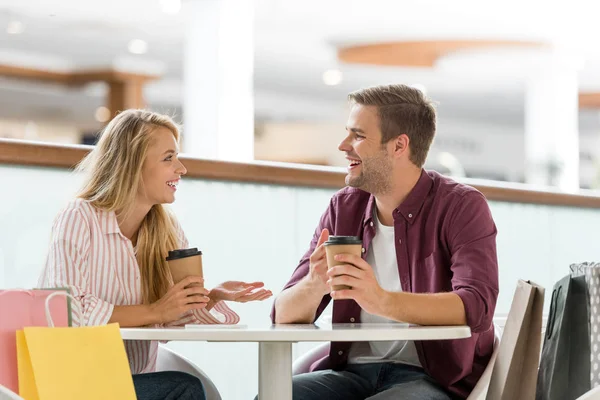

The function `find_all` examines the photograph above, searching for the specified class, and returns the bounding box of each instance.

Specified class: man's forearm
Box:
[274,278,325,324]
[380,291,467,326]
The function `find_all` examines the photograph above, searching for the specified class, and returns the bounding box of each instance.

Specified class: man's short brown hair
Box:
[348,84,436,168]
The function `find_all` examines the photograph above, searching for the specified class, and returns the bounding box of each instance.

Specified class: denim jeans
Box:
[133,371,206,400]
[291,363,455,400]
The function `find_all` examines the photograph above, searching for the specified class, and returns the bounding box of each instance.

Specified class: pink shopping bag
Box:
[0,290,69,393]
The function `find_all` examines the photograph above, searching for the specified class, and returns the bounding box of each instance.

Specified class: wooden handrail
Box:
[0,65,158,86]
[2,138,600,208]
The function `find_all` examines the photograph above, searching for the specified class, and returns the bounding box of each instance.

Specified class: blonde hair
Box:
[77,109,181,304]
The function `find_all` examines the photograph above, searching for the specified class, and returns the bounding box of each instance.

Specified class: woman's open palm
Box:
[209,281,273,303]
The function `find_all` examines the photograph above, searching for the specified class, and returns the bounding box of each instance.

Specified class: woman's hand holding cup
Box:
[150,276,209,324]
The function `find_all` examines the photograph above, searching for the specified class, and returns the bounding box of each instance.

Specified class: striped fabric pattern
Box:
[38,199,239,374]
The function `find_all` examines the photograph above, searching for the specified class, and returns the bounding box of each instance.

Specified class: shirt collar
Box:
[363,194,377,227]
[396,169,433,224]
[362,169,434,226]
[97,208,121,235]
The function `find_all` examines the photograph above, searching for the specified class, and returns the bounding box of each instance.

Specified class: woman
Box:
[38,110,272,400]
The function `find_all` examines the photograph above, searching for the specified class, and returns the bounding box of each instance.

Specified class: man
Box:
[272,84,499,400]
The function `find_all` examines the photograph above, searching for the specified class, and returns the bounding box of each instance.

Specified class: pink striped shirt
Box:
[38,199,239,374]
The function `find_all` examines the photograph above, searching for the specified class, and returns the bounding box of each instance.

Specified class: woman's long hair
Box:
[77,109,181,304]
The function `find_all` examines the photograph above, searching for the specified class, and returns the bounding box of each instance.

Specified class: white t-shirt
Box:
[347,211,422,367]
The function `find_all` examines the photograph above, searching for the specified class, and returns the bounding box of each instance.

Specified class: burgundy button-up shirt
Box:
[273,170,499,399]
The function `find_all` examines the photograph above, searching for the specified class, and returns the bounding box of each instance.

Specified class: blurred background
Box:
[0,0,598,189]
[4,2,600,398]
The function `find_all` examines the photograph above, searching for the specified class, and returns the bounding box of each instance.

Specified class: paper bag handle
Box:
[44,291,83,328]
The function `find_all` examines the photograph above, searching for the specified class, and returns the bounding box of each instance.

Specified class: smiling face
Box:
[137,127,187,207]
[339,104,395,195]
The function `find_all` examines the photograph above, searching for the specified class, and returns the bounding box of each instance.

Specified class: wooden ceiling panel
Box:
[338,40,544,67]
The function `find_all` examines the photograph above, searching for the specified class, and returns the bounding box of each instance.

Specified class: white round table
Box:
[121,323,471,400]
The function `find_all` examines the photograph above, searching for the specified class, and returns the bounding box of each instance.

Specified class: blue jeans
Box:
[133,371,206,400]
[292,363,455,400]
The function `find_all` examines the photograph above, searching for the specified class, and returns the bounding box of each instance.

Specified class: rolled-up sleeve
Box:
[38,209,114,327]
[165,303,240,327]
[447,192,499,333]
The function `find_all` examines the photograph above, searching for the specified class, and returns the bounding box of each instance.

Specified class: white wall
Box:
[2,164,600,399]
[254,122,347,166]
[0,118,81,144]
[255,118,600,188]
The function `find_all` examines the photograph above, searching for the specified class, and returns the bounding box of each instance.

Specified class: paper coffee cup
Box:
[324,236,362,291]
[166,248,204,288]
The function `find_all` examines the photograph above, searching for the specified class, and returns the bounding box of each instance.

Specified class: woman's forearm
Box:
[109,304,159,327]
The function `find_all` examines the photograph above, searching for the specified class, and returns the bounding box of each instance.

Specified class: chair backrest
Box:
[292,342,329,376]
[156,344,222,400]
[486,281,544,400]
[466,325,502,400]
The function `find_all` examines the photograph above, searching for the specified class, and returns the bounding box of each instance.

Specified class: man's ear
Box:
[392,134,409,157]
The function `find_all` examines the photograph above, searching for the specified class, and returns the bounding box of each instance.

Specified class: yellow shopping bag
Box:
[16,292,136,400]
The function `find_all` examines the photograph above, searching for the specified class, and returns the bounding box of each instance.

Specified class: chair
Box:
[292,342,329,375]
[156,344,222,400]
[466,325,502,400]
[291,324,502,399]
[0,384,23,400]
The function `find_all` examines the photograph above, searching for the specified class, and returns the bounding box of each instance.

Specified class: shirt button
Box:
[361,248,365,253]
[370,222,374,227]
[398,239,402,244]
[408,213,413,218]
[338,351,344,356]
[350,317,355,322]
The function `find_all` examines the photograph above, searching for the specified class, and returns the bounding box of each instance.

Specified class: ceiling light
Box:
[6,20,24,35]
[160,0,181,14]
[95,107,111,123]
[128,39,148,55]
[322,69,343,86]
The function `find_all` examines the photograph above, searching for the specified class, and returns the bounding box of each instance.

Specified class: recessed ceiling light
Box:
[6,20,24,35]
[323,69,343,86]
[128,39,148,55]
[160,0,181,14]
[95,106,111,123]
